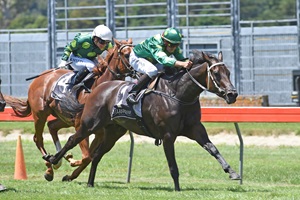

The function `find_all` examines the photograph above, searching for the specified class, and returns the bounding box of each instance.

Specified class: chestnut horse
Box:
[0,79,6,111]
[4,38,135,181]
[46,50,240,191]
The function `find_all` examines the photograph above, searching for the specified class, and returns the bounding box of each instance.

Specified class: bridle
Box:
[106,44,138,79]
[186,61,226,95]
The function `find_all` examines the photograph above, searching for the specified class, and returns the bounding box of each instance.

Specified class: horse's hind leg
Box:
[47,119,71,169]
[188,123,240,180]
[62,131,104,182]
[162,133,180,191]
[48,118,91,168]
[47,122,93,165]
[87,126,127,187]
[32,113,54,181]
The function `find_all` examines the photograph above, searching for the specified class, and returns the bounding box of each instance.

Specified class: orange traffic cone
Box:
[14,135,27,180]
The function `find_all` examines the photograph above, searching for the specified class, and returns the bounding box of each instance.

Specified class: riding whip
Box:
[25,62,72,81]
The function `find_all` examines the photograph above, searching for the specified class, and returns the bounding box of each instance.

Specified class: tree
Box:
[0,0,298,29]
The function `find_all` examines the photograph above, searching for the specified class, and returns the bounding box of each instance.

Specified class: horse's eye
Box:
[124,54,130,59]
[213,70,220,80]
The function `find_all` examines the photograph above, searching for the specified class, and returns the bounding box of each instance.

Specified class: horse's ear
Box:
[128,38,133,44]
[218,51,223,62]
[202,51,209,61]
[113,38,121,47]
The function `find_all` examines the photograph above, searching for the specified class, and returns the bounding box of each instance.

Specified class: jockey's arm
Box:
[174,60,193,69]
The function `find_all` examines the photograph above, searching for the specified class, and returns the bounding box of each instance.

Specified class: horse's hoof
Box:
[229,173,241,180]
[87,183,94,187]
[44,173,54,181]
[53,159,62,170]
[64,153,73,161]
[62,175,72,182]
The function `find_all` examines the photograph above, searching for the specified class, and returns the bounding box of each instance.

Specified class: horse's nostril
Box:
[227,91,238,99]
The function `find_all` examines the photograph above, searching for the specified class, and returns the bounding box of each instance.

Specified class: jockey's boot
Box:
[126,74,152,104]
[82,72,95,83]
[67,67,90,90]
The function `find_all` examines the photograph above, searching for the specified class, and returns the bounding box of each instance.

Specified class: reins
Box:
[150,61,227,105]
[186,62,226,95]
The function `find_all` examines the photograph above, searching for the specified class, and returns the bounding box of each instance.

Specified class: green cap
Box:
[161,28,183,44]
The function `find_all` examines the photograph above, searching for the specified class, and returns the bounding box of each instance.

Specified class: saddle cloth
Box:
[111,83,146,119]
[51,72,74,100]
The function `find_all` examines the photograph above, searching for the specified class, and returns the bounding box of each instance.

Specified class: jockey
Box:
[127,27,193,104]
[58,24,113,89]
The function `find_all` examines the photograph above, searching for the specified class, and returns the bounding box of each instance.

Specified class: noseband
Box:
[186,62,226,94]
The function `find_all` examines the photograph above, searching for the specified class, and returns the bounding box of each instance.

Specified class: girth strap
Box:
[135,117,162,146]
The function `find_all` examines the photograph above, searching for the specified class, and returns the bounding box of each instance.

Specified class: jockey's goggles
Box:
[166,41,180,48]
[97,38,110,45]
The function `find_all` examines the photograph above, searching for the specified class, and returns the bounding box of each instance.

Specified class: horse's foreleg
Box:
[62,133,104,181]
[47,119,70,169]
[202,142,239,179]
[162,133,180,191]
[192,123,240,180]
[47,125,91,165]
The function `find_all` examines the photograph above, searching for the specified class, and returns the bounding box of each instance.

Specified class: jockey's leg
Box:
[126,74,152,104]
[68,66,90,88]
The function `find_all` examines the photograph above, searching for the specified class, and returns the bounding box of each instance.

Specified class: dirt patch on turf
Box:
[1,130,300,147]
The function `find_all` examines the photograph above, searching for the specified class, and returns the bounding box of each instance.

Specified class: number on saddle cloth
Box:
[50,73,74,100]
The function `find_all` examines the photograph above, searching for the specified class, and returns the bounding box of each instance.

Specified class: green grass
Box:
[1,138,300,199]
[0,122,75,136]
[1,121,300,136]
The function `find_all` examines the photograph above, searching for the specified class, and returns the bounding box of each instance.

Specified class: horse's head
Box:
[200,51,238,104]
[94,38,134,80]
[111,38,135,78]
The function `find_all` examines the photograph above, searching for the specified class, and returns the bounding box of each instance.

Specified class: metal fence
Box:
[0,0,299,106]
[0,29,49,96]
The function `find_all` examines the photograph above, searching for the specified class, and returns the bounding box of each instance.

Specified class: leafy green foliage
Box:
[0,0,297,29]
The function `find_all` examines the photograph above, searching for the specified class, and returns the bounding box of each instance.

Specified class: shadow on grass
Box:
[78,180,272,193]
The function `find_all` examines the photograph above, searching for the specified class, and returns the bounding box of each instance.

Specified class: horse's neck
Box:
[97,73,112,85]
[157,65,206,103]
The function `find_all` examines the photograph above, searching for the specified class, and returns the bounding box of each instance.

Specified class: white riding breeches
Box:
[68,53,97,72]
[129,51,164,78]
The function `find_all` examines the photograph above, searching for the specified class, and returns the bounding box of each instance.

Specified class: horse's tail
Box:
[3,95,32,117]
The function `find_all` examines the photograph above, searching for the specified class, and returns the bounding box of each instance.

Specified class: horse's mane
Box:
[189,50,218,64]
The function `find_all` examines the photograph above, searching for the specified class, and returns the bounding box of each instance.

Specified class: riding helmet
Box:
[161,28,183,44]
[92,24,113,41]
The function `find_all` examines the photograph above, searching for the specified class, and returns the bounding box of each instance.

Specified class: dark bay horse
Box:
[46,50,240,191]
[4,38,134,181]
[0,79,6,111]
